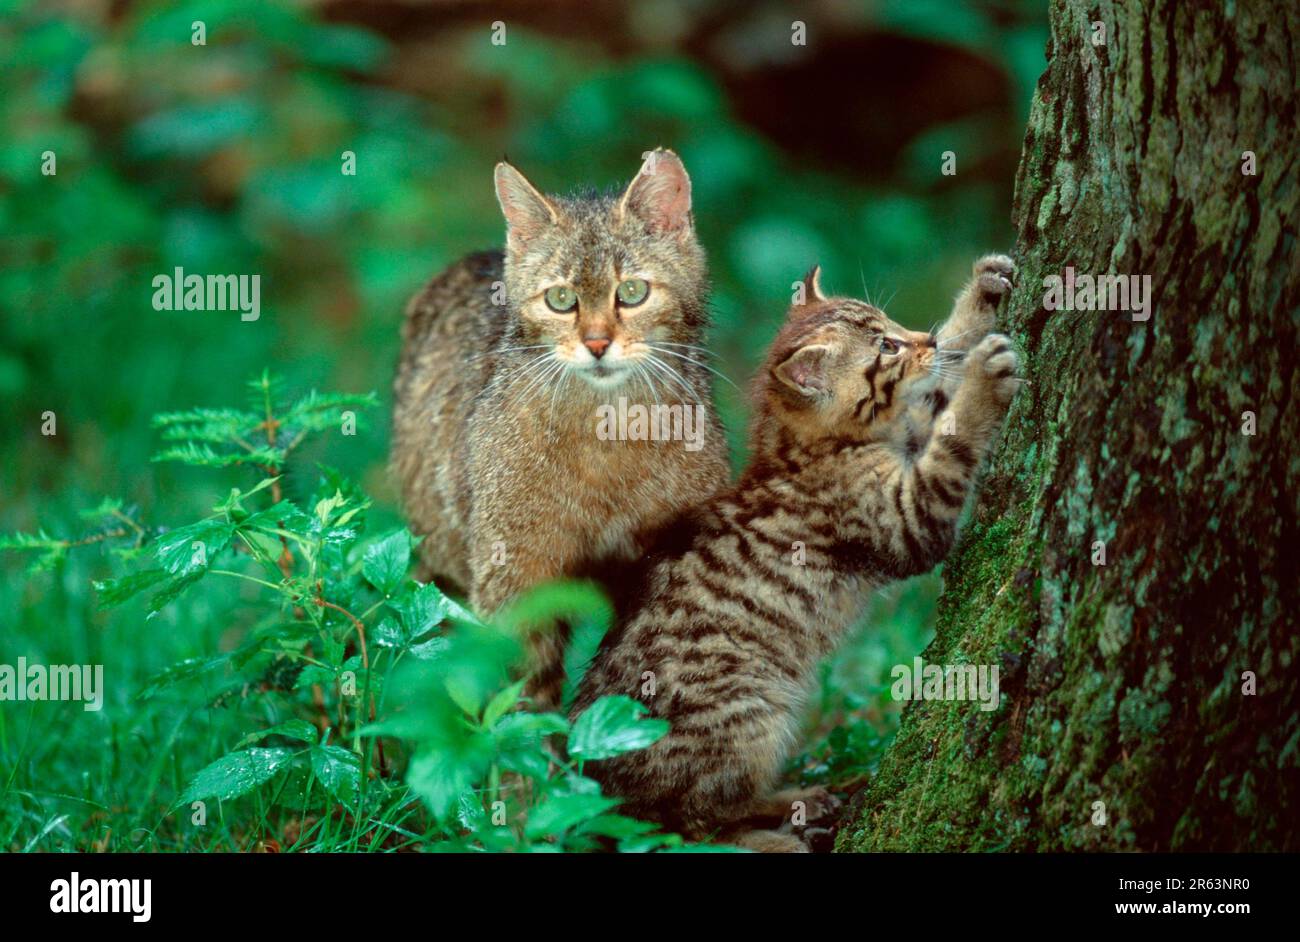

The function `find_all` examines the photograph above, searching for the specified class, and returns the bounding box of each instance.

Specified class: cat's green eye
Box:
[544,285,578,313]
[880,337,901,355]
[616,278,650,307]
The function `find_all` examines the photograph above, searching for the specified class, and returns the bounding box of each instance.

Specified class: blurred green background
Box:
[0,0,1046,847]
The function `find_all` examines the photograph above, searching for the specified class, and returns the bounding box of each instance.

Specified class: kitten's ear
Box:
[799,265,827,305]
[494,161,558,250]
[773,344,833,397]
[618,148,692,235]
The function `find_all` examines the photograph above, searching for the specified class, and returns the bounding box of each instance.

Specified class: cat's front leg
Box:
[880,334,1020,575]
[934,254,1016,357]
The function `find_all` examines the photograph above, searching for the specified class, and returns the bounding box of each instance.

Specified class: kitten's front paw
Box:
[972,254,1016,307]
[969,333,1020,405]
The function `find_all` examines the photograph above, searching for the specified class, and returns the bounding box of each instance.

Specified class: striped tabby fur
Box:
[572,255,1020,851]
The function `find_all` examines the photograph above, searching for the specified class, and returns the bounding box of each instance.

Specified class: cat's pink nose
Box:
[584,337,611,359]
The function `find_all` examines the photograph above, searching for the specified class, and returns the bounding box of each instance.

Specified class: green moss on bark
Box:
[839,0,1299,852]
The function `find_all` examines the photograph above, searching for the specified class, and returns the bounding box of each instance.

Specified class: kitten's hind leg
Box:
[747,786,843,829]
[712,786,843,852]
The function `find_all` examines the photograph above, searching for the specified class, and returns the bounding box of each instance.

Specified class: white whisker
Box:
[647,344,740,392]
[641,354,698,403]
[649,341,720,360]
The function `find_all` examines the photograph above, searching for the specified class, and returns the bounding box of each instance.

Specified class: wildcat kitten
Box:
[571,256,1019,851]
[391,150,730,708]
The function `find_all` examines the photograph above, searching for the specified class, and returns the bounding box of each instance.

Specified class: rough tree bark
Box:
[839,0,1298,851]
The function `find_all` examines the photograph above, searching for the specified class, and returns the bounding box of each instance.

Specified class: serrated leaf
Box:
[94,568,171,609]
[408,636,450,660]
[445,675,482,717]
[212,476,281,514]
[361,530,410,595]
[310,744,361,806]
[153,518,234,575]
[241,500,313,538]
[177,747,297,806]
[0,531,57,552]
[238,720,318,748]
[372,616,407,649]
[135,652,232,701]
[622,833,692,853]
[295,664,335,690]
[146,570,206,618]
[78,497,124,521]
[152,441,283,468]
[562,613,610,714]
[407,734,493,820]
[455,788,490,831]
[391,581,449,635]
[152,407,259,429]
[579,813,660,840]
[441,593,484,628]
[492,712,569,748]
[482,679,526,728]
[524,793,621,840]
[568,695,669,761]
[498,746,552,782]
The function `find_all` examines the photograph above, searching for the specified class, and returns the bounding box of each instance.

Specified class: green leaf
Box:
[482,679,526,728]
[212,476,281,515]
[408,636,450,660]
[440,592,484,628]
[242,500,314,538]
[524,793,621,840]
[78,497,124,521]
[561,610,611,714]
[361,529,411,595]
[0,531,70,573]
[391,581,449,635]
[146,570,207,618]
[622,833,690,853]
[568,696,669,761]
[94,568,171,609]
[579,813,660,840]
[407,734,493,820]
[135,652,232,701]
[445,675,482,717]
[493,712,569,749]
[238,720,318,748]
[498,746,552,782]
[152,441,283,468]
[455,788,490,832]
[153,518,235,575]
[310,745,361,806]
[151,407,259,430]
[372,616,407,649]
[177,747,297,806]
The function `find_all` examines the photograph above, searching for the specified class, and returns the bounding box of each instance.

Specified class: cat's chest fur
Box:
[467,383,713,561]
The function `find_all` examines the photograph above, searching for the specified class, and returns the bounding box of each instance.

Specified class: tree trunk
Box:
[839,0,1298,852]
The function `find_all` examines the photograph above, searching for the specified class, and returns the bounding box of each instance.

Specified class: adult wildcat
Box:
[392,150,730,707]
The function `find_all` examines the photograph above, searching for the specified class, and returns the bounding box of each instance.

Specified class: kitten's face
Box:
[495,151,707,392]
[757,274,936,448]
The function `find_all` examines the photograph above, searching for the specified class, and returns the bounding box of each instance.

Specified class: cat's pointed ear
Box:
[773,344,833,397]
[618,148,692,235]
[799,265,827,305]
[495,161,558,251]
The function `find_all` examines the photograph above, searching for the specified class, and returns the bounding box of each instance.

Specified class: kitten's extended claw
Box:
[973,254,1016,306]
